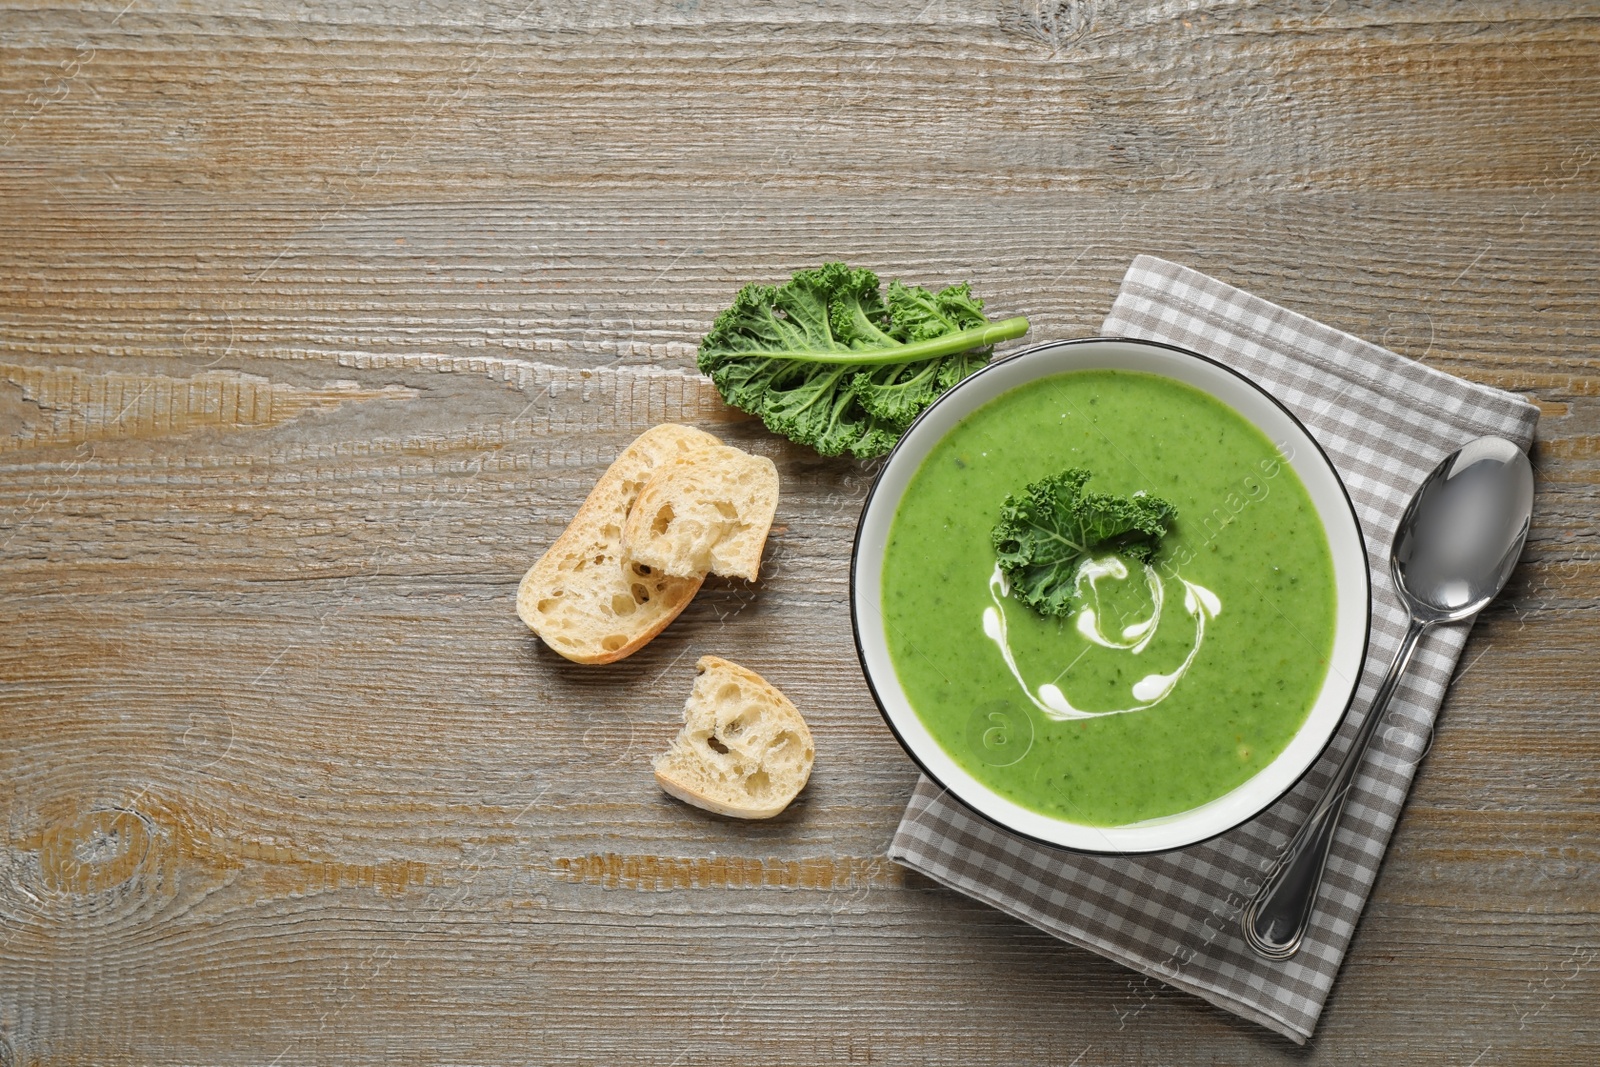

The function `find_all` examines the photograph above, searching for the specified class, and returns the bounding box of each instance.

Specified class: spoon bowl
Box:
[1394,436,1535,621]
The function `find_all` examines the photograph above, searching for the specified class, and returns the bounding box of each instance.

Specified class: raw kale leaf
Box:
[696,262,1028,458]
[991,468,1177,619]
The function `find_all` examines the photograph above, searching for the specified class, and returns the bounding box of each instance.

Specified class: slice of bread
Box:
[654,656,814,819]
[517,424,722,664]
[622,445,779,581]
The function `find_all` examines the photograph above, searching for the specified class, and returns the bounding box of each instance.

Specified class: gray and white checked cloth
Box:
[887,256,1541,1043]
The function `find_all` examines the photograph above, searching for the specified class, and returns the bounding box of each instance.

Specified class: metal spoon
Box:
[1241,435,1534,960]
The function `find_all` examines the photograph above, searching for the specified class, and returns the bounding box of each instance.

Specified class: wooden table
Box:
[3,2,1596,1062]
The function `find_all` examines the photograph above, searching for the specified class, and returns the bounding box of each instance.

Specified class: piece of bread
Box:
[622,445,779,581]
[517,424,722,664]
[654,656,815,819]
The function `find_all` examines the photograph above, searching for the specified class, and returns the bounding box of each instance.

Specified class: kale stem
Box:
[747,316,1030,366]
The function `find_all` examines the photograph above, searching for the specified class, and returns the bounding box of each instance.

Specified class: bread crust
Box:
[516,424,721,664]
[655,772,783,819]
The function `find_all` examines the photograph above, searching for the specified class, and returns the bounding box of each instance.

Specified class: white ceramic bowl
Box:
[850,337,1370,853]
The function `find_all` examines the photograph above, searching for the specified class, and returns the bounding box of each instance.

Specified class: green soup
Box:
[881,369,1337,826]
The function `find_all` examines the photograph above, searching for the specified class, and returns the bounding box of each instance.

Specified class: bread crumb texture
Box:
[623,444,779,581]
[654,656,815,819]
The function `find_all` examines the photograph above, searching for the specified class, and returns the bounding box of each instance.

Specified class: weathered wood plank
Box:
[2,1,1597,1063]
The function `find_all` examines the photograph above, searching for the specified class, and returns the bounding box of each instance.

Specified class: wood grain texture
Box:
[1,1,1597,1062]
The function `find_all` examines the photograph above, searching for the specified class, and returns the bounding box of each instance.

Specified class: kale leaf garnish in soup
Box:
[991,467,1176,619]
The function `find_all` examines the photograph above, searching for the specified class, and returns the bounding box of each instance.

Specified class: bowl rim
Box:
[848,335,1372,855]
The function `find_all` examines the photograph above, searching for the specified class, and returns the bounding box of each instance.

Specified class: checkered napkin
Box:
[887,256,1541,1043]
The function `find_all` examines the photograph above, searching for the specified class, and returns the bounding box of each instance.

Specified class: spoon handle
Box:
[1241,615,1430,960]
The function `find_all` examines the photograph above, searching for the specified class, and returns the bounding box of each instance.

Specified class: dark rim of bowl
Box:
[848,335,1373,856]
